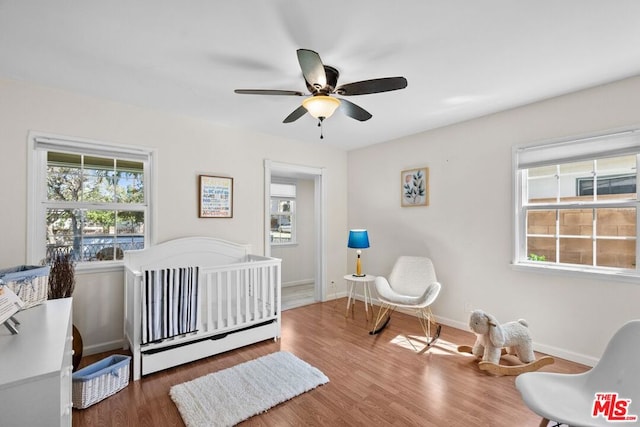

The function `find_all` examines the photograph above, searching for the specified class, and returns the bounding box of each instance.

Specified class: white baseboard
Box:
[325,290,347,300]
[348,293,598,367]
[434,314,597,367]
[83,339,126,356]
[531,342,597,367]
[282,279,315,288]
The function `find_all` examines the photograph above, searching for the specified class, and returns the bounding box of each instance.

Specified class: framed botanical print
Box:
[199,175,233,218]
[401,167,429,207]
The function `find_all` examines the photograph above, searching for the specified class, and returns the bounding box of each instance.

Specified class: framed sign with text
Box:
[199,175,233,218]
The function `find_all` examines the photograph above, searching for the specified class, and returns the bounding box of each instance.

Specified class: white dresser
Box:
[0,298,73,427]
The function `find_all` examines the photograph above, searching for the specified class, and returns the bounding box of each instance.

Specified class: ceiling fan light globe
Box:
[302,96,341,119]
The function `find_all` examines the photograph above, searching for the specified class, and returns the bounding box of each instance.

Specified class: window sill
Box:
[511,261,640,283]
[75,261,125,275]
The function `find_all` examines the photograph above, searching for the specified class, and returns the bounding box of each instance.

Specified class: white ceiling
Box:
[2,1,640,150]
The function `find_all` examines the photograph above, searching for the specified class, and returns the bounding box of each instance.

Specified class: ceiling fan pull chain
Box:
[318,118,324,139]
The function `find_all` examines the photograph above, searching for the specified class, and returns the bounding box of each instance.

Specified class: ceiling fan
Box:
[234,49,408,138]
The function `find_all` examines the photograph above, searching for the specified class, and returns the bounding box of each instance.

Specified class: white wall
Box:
[271,178,316,287]
[5,74,640,363]
[0,78,348,354]
[348,75,640,365]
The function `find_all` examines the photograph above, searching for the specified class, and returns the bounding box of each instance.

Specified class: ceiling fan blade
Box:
[283,105,308,123]
[336,77,408,96]
[339,99,372,121]
[234,89,305,96]
[297,49,326,90]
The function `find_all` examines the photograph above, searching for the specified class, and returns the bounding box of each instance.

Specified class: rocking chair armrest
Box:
[375,276,441,307]
[374,276,396,301]
[420,281,441,306]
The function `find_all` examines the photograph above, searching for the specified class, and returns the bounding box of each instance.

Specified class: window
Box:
[270,182,296,244]
[28,133,153,266]
[577,174,636,196]
[514,129,640,276]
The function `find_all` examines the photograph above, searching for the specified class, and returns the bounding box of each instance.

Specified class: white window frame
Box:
[512,127,640,281]
[270,180,297,246]
[27,131,154,272]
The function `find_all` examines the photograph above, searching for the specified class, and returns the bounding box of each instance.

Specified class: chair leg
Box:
[370,303,395,335]
[416,306,441,347]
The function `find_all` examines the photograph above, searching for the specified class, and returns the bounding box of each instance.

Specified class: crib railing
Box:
[124,236,281,380]
[124,253,281,379]
[202,255,280,331]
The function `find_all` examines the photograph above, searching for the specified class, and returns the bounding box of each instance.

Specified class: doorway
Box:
[264,160,326,310]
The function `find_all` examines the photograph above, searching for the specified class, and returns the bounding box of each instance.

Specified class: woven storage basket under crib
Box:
[72,355,131,409]
[0,265,50,309]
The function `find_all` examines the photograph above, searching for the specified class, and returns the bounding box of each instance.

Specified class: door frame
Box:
[264,159,327,302]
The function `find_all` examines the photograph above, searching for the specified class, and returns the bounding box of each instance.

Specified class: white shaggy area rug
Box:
[169,351,329,427]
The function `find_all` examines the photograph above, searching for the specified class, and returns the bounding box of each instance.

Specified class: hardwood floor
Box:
[73,299,588,426]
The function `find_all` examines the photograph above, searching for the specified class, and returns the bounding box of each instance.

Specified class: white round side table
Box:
[343,274,375,319]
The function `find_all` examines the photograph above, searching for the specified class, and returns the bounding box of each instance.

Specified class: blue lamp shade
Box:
[347,229,370,249]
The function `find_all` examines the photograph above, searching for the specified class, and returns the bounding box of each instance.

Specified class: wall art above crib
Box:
[199,175,234,218]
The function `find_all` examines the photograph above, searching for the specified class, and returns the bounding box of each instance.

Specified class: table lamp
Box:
[347,229,370,277]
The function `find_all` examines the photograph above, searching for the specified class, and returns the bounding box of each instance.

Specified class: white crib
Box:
[124,236,281,380]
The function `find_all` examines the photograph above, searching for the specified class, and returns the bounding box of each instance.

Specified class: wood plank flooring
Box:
[73,299,588,426]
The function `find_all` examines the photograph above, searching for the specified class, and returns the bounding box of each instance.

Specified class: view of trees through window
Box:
[46,151,145,262]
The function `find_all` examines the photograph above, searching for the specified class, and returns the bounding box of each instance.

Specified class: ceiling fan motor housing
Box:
[306,65,339,94]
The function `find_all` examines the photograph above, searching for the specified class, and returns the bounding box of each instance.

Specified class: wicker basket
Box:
[0,265,50,309]
[72,355,131,409]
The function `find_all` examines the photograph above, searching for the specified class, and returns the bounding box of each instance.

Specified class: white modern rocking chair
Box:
[516,319,640,427]
[370,256,442,349]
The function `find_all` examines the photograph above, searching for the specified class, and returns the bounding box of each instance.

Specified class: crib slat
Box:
[235,269,241,325]
[216,271,222,329]
[269,265,275,316]
[225,271,232,327]
[205,271,213,331]
[244,267,253,323]
[253,267,259,321]
[258,267,262,318]
[261,266,267,319]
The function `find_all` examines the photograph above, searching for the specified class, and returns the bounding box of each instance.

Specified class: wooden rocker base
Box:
[478,357,554,376]
[369,314,391,335]
[370,304,441,352]
[457,345,555,376]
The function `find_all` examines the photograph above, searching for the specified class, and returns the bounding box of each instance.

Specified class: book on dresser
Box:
[0,285,24,319]
[0,285,24,334]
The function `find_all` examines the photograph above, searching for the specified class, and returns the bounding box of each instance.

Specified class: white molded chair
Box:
[370,256,441,348]
[516,320,640,427]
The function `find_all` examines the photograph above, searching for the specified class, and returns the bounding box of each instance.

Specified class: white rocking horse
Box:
[457,309,554,376]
